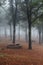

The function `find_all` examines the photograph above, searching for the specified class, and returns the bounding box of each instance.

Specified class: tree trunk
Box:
[27,8,32,49]
[41,28,43,43]
[13,25,16,45]
[18,23,20,41]
[28,21,32,49]
[10,24,12,40]
[5,26,7,38]
[38,26,41,44]
[25,0,32,49]
[38,29,41,44]
[42,31,43,43]
[12,4,17,44]
[10,0,17,45]
[25,27,27,42]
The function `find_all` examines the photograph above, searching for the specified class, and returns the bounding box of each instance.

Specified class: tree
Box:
[9,0,18,45]
[39,15,43,43]
[18,21,20,41]
[20,0,43,49]
[32,20,42,44]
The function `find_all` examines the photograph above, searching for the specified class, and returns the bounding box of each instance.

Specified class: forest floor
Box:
[0,38,43,65]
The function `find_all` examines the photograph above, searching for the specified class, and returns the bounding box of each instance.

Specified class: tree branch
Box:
[35,3,43,12]
[32,13,43,24]
[32,3,43,14]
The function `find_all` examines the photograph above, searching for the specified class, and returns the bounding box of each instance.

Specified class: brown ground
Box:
[0,38,43,65]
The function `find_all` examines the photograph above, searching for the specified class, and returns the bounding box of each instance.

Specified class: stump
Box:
[7,44,22,49]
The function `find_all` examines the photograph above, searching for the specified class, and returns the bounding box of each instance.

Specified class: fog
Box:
[0,0,43,45]
[0,25,39,42]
